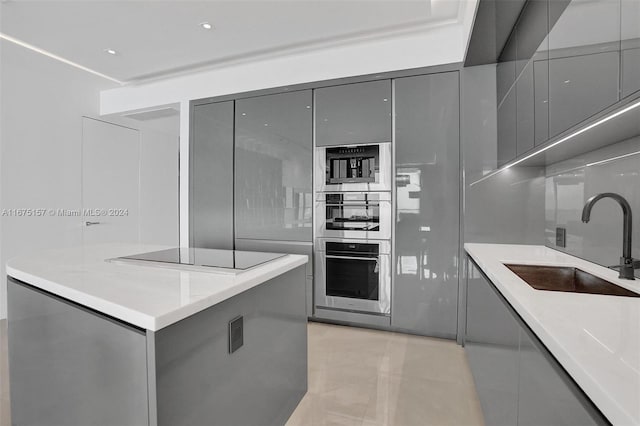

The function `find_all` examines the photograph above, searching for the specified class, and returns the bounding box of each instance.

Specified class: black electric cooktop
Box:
[117,248,286,271]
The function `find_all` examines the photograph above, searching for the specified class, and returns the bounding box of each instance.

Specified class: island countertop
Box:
[6,243,308,331]
[465,243,640,426]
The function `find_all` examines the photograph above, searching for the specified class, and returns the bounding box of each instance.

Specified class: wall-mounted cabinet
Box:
[315,80,392,147]
[465,259,609,426]
[493,0,640,171]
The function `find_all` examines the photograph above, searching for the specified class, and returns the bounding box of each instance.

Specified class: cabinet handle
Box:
[85,221,101,227]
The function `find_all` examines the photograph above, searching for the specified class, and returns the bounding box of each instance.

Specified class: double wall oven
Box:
[314,142,392,317]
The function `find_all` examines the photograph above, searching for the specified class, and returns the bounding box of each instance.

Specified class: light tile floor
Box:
[0,320,483,426]
[287,322,484,426]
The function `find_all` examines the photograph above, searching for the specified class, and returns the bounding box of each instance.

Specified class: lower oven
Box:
[316,192,391,240]
[315,239,391,315]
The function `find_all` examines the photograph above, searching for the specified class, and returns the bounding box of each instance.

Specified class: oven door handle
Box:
[325,255,378,261]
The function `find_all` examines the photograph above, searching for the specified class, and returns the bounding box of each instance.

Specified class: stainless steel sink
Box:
[504,264,640,297]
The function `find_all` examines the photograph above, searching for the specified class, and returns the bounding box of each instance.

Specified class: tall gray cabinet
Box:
[392,72,460,338]
[234,90,314,316]
[190,101,235,249]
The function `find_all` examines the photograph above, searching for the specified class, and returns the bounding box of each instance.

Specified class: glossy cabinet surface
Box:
[621,0,640,98]
[190,101,235,249]
[315,80,392,146]
[518,326,607,426]
[235,91,313,242]
[392,72,459,338]
[495,0,632,167]
[497,88,517,167]
[465,262,520,426]
[497,33,518,167]
[8,279,149,426]
[547,51,620,137]
[465,259,609,426]
[234,238,314,317]
[547,0,621,137]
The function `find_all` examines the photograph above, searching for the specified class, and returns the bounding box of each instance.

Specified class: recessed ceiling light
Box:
[383,98,388,102]
[241,112,247,116]
[104,48,117,55]
[200,22,213,30]
[306,105,311,109]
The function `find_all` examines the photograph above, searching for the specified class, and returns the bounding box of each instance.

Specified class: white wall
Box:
[0,40,179,319]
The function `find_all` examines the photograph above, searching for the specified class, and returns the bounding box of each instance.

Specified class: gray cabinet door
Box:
[315,80,391,146]
[497,87,517,167]
[497,32,518,167]
[516,60,535,155]
[190,101,235,249]
[465,261,520,426]
[533,58,549,145]
[518,326,608,426]
[548,51,620,137]
[234,238,314,317]
[8,279,149,426]
[392,72,459,338]
[621,0,640,98]
[547,0,621,138]
[234,90,312,242]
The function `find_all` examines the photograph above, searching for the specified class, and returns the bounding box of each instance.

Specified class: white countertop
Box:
[6,243,308,332]
[465,243,640,426]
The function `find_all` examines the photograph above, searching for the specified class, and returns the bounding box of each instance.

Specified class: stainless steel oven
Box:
[316,192,391,240]
[315,143,392,192]
[315,239,391,315]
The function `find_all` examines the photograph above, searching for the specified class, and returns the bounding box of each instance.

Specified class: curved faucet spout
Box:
[581,192,634,279]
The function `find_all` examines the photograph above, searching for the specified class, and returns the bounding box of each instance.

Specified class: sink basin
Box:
[504,264,640,297]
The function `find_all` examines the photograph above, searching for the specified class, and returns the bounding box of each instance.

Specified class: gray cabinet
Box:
[315,80,392,146]
[392,72,459,338]
[497,87,517,167]
[465,262,520,426]
[465,259,609,426]
[621,0,640,98]
[547,0,621,137]
[234,90,312,242]
[497,34,518,167]
[548,51,620,137]
[190,100,235,249]
[495,0,631,166]
[518,326,607,426]
[235,238,314,317]
[8,279,149,426]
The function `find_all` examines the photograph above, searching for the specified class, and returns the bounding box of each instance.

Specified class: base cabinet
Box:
[8,266,308,426]
[465,259,609,426]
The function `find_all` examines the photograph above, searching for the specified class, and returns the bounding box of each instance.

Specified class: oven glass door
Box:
[317,192,391,239]
[325,196,380,233]
[325,255,379,300]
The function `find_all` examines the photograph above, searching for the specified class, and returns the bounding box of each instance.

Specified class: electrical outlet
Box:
[229,316,243,354]
[556,227,567,248]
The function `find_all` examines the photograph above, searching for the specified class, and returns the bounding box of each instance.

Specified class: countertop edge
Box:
[6,254,308,332]
[464,243,635,426]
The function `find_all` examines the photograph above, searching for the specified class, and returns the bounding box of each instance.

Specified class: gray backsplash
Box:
[545,136,640,277]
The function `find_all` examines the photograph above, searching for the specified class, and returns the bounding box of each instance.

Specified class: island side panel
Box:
[154,265,308,426]
[7,277,150,426]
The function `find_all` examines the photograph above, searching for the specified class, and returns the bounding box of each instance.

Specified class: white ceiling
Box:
[0,0,467,84]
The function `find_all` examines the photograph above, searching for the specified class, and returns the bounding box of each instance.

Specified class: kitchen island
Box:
[465,243,640,426]
[6,244,308,426]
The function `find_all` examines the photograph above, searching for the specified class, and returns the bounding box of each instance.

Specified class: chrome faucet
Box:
[582,193,639,280]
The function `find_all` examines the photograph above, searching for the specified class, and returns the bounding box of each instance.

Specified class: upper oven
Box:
[316,192,391,240]
[315,143,392,192]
